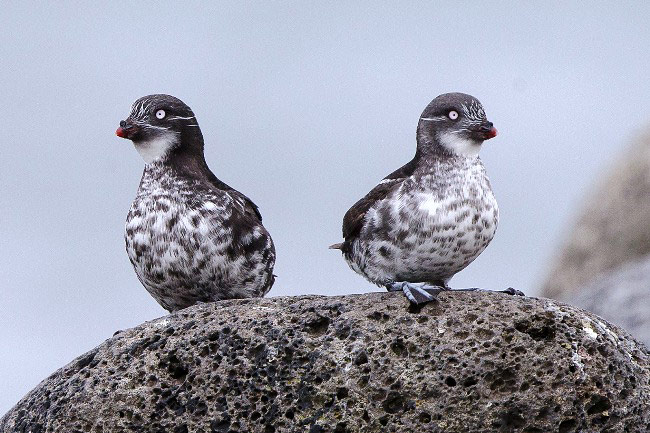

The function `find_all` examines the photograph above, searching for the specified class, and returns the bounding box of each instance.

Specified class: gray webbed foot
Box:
[388,282,445,305]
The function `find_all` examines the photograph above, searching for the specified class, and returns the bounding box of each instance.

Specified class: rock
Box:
[541,127,650,300]
[2,292,649,432]
[569,255,650,347]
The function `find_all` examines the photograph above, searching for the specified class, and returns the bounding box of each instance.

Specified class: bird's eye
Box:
[155,109,166,119]
[448,110,459,120]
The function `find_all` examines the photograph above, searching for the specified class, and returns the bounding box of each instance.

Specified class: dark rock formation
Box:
[2,292,649,432]
[541,127,650,300]
[569,255,650,347]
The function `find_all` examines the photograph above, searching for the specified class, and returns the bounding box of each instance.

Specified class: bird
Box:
[331,92,517,305]
[116,94,275,312]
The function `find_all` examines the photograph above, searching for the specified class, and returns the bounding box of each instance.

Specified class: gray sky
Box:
[1,2,649,414]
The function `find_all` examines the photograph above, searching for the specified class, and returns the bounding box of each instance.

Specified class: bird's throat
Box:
[437,132,482,158]
[134,133,180,164]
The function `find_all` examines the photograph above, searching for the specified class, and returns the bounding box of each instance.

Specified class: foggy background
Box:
[1,2,649,414]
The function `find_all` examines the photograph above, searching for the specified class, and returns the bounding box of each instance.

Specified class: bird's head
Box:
[417,92,497,158]
[116,94,202,164]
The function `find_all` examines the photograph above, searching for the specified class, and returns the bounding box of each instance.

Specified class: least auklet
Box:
[117,94,275,312]
[331,92,518,305]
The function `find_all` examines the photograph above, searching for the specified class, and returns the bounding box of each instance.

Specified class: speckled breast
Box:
[353,163,498,285]
[125,186,223,304]
[124,167,274,311]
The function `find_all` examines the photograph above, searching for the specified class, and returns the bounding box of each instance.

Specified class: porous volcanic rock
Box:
[2,292,649,432]
[541,126,650,300]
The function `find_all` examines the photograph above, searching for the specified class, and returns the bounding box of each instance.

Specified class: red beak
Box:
[115,127,127,138]
[116,120,138,139]
[472,122,498,141]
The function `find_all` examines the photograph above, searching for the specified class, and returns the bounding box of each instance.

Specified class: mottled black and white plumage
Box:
[331,92,508,305]
[116,94,275,312]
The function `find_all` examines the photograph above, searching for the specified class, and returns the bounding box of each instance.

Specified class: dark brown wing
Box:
[226,188,264,222]
[205,172,264,222]
[169,153,264,222]
[341,179,400,240]
[341,156,418,241]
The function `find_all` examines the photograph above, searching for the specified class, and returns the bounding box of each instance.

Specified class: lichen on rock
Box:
[2,292,649,432]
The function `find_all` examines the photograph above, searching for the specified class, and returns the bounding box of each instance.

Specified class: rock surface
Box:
[2,292,649,433]
[541,126,650,300]
[569,255,650,347]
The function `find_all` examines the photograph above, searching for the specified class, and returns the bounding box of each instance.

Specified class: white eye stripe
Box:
[420,116,447,122]
[143,124,176,132]
[155,109,166,119]
[448,110,459,120]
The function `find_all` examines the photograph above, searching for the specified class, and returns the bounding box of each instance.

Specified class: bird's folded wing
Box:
[204,174,264,223]
[342,157,418,241]
[230,190,264,222]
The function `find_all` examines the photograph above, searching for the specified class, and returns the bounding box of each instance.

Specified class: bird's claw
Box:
[461,287,525,296]
[501,287,525,296]
[388,282,444,305]
[428,286,525,296]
